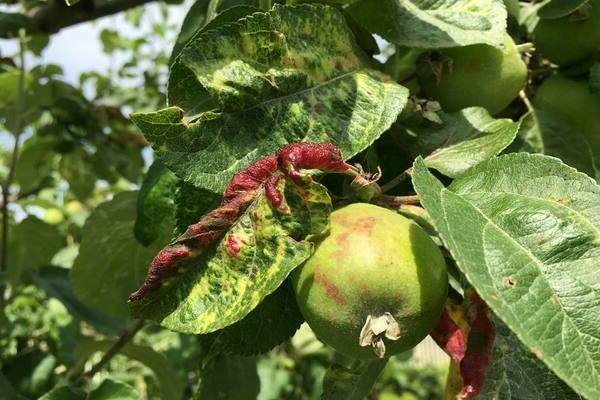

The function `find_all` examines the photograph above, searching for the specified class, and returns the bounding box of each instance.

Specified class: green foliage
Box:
[198,355,260,400]
[135,161,178,246]
[135,4,407,192]
[322,359,388,400]
[347,0,507,49]
[3,0,600,398]
[397,106,520,177]
[35,266,127,335]
[7,216,65,286]
[479,317,580,399]
[130,177,332,334]
[74,339,184,400]
[71,192,162,318]
[413,155,600,399]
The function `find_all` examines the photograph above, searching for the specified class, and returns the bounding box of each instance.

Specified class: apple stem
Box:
[380,167,412,193]
[373,194,421,208]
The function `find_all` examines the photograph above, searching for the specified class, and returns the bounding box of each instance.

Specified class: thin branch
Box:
[1,31,27,284]
[380,168,412,193]
[28,0,157,35]
[372,194,420,208]
[519,90,534,113]
[80,319,145,381]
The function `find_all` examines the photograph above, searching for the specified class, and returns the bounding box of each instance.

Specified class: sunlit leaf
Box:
[347,0,507,49]
[130,177,331,334]
[413,154,600,400]
[135,4,407,193]
[400,107,519,178]
[201,281,303,355]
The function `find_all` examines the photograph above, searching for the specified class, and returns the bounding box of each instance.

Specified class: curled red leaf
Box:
[432,290,496,399]
[459,291,495,399]
[129,142,349,302]
[431,301,467,364]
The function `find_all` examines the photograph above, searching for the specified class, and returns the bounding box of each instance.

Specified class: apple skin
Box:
[533,0,600,67]
[291,203,447,360]
[533,74,600,148]
[418,34,527,115]
[43,208,65,225]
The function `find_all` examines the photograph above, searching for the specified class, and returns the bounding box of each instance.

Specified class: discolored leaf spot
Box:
[134,4,407,193]
[130,177,332,334]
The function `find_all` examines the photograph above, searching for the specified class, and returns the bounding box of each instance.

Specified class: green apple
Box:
[418,34,527,114]
[533,0,600,66]
[292,203,447,360]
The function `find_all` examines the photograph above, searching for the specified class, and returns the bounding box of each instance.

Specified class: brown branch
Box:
[380,167,412,193]
[79,319,145,381]
[28,0,157,35]
[1,32,26,292]
[372,194,420,208]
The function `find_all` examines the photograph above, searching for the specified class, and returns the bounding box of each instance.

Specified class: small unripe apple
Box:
[292,203,447,359]
[534,74,600,152]
[43,208,65,225]
[533,0,600,66]
[418,33,527,114]
[64,200,83,216]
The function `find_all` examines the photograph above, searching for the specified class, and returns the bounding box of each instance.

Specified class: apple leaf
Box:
[198,355,260,400]
[518,109,600,182]
[133,4,407,193]
[400,107,519,178]
[201,281,303,355]
[170,3,259,65]
[590,62,600,94]
[35,266,127,335]
[75,339,183,400]
[413,154,600,400]
[7,216,65,287]
[130,177,332,334]
[322,359,387,400]
[480,317,582,399]
[71,192,163,318]
[0,12,31,39]
[87,379,140,400]
[173,180,221,236]
[347,0,507,49]
[135,161,178,246]
[538,0,589,19]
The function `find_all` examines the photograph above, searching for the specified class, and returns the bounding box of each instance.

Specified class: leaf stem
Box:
[380,168,412,193]
[78,319,145,382]
[1,30,27,303]
[373,194,420,208]
[519,90,533,113]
